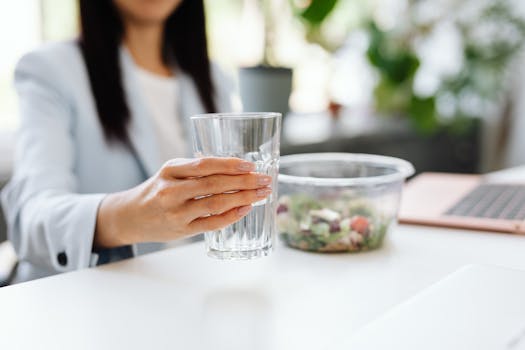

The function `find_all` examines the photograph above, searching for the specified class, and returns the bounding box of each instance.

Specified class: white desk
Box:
[2,227,525,349]
[2,169,525,349]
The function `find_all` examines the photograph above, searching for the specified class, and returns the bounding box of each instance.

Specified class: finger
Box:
[161,158,256,179]
[185,187,272,220]
[188,205,253,234]
[181,173,272,199]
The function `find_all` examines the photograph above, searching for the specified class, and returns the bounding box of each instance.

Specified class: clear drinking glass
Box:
[190,113,282,260]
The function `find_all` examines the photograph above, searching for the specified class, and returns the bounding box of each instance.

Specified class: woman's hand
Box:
[94,157,272,248]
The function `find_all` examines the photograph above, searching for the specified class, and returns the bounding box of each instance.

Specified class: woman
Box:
[1,0,271,282]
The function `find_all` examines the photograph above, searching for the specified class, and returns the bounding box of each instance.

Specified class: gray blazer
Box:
[1,41,235,282]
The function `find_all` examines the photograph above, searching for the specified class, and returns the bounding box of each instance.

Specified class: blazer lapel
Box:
[119,48,162,178]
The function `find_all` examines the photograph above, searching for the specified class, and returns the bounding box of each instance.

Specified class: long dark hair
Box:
[78,0,216,147]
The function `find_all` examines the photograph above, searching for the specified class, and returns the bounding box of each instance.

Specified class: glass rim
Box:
[278,153,415,187]
[190,112,282,120]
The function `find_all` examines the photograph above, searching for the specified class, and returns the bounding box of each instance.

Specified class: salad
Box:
[277,193,391,252]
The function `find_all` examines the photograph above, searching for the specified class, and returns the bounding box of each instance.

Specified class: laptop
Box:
[344,265,525,350]
[399,172,525,234]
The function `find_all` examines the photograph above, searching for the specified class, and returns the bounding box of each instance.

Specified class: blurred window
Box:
[0,0,369,131]
[0,0,78,131]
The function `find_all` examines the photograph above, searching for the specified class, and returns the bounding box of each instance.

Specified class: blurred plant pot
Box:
[239,66,292,117]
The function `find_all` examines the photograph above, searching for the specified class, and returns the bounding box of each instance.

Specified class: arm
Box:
[1,51,105,272]
[94,157,272,248]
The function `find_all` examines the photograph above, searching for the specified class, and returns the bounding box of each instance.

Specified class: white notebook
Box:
[344,264,525,350]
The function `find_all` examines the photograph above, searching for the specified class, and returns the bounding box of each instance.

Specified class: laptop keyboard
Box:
[445,184,525,220]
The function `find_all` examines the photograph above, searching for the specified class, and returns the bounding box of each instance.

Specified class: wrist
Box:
[94,191,134,248]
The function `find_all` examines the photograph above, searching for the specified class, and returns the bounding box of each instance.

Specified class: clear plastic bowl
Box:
[277,153,414,253]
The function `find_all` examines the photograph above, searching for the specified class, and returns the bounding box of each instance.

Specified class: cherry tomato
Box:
[351,216,370,235]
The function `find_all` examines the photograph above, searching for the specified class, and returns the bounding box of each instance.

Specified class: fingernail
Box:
[237,205,252,216]
[256,187,272,198]
[238,161,255,172]
[257,175,272,186]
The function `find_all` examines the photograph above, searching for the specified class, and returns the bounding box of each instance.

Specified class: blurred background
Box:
[1,0,525,240]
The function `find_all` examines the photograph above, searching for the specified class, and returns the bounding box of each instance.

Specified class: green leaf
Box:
[289,194,322,220]
[373,78,411,114]
[408,95,438,134]
[366,22,420,84]
[300,0,339,26]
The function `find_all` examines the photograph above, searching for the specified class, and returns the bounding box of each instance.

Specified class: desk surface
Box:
[2,167,525,350]
[2,225,525,349]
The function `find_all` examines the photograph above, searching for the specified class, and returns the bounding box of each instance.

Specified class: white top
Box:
[135,66,188,163]
[2,167,525,350]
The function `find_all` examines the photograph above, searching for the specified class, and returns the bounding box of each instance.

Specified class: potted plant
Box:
[362,0,525,172]
[239,0,343,117]
[366,1,525,132]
